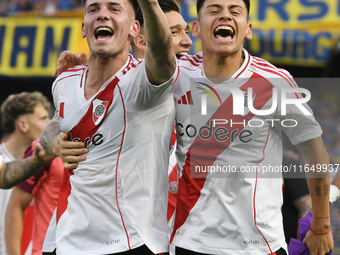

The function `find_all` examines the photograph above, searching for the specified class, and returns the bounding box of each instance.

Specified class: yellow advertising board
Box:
[0,17,87,76]
[180,0,340,67]
[0,0,339,76]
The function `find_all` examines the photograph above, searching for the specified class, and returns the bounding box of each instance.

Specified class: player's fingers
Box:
[58,50,72,63]
[59,149,88,158]
[52,68,58,77]
[64,162,79,170]
[80,53,89,64]
[62,155,86,169]
[59,131,69,141]
[59,144,88,153]
[35,143,43,152]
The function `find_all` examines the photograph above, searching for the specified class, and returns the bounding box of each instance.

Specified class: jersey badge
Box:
[241,90,257,117]
[92,99,109,126]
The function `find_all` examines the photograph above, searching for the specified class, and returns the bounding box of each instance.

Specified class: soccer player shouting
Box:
[40,0,177,254]
[172,0,332,254]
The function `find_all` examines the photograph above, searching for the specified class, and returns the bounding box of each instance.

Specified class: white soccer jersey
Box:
[0,143,16,255]
[52,55,177,255]
[170,49,322,254]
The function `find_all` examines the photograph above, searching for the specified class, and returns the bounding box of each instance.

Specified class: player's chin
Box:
[93,49,115,59]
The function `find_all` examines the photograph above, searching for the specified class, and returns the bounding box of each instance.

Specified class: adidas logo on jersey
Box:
[177,91,194,105]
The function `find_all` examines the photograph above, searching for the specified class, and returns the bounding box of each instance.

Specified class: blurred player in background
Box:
[0,92,50,255]
[5,139,63,255]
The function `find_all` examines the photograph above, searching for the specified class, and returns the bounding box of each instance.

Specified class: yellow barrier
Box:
[0,0,339,76]
[0,17,88,76]
[179,0,340,67]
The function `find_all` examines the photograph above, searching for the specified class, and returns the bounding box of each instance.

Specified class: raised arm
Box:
[296,136,333,254]
[138,0,176,84]
[40,113,61,156]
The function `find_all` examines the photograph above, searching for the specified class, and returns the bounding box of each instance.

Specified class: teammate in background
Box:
[0,92,50,255]
[5,139,63,255]
[132,0,191,60]
[128,5,189,238]
[48,0,333,254]
[39,0,177,254]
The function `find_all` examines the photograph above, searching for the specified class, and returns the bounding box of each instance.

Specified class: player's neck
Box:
[202,48,244,81]
[5,133,32,159]
[84,54,128,100]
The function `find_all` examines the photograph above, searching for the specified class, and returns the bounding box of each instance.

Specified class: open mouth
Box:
[214,26,235,40]
[176,52,189,59]
[95,27,114,40]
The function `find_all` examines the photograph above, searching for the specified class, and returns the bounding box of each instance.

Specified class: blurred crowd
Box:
[0,0,83,16]
[0,0,195,16]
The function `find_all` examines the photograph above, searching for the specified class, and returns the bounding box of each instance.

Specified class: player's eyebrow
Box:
[206,4,222,10]
[170,24,187,30]
[87,1,123,9]
[107,2,123,7]
[229,4,244,10]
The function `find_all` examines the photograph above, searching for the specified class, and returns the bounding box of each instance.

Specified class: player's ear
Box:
[192,20,200,38]
[81,22,87,38]
[130,20,140,39]
[245,22,252,40]
[134,34,146,49]
[17,118,29,133]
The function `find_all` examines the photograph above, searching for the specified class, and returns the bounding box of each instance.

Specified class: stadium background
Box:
[0,0,340,253]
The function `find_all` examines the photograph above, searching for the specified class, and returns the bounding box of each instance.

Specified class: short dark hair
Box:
[1,92,50,134]
[196,0,250,18]
[135,0,180,28]
[82,0,140,15]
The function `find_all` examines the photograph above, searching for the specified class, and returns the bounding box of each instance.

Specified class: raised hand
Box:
[52,50,89,77]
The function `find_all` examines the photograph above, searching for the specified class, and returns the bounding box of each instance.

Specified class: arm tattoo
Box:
[40,119,60,156]
[146,32,172,53]
[139,2,152,14]
[296,139,312,148]
[314,216,329,220]
[167,56,177,74]
[315,178,329,196]
[3,158,43,189]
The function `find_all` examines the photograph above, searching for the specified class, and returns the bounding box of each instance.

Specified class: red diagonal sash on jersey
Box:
[170,74,274,241]
[57,77,119,223]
